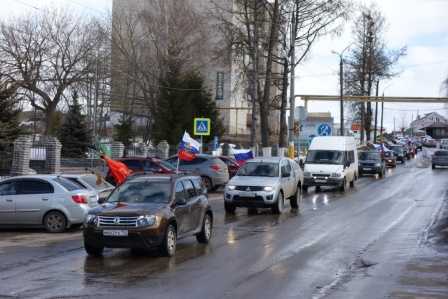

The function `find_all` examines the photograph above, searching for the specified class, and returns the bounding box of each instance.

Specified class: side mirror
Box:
[176,197,187,206]
[345,161,351,168]
[98,197,107,204]
[282,171,290,178]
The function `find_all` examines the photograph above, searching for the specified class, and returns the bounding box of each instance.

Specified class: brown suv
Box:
[83,174,213,257]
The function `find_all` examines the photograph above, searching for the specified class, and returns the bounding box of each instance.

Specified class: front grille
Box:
[233,195,264,203]
[361,163,375,167]
[312,173,330,177]
[98,216,138,227]
[235,186,264,191]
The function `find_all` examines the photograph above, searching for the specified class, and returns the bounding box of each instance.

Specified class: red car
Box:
[218,156,241,178]
[106,157,177,185]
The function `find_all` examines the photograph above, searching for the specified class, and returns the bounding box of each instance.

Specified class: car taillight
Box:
[210,164,221,172]
[72,195,88,204]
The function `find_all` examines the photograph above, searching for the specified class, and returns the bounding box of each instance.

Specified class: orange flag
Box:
[101,155,132,185]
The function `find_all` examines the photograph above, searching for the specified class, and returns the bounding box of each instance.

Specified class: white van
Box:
[303,136,358,192]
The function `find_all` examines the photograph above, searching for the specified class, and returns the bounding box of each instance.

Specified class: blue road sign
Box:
[194,118,211,136]
[317,123,332,136]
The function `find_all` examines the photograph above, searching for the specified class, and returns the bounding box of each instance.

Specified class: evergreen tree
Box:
[114,115,134,148]
[153,63,224,146]
[0,83,22,146]
[59,92,90,158]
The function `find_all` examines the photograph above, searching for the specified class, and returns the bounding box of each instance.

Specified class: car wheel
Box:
[196,213,212,244]
[84,241,104,256]
[302,185,308,193]
[160,224,176,257]
[201,176,213,192]
[44,211,67,233]
[272,192,284,214]
[290,185,300,210]
[224,201,236,214]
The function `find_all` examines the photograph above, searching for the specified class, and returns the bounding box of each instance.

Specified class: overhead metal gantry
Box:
[295,94,448,104]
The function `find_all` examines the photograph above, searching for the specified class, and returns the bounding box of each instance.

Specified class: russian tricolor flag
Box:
[178,131,201,161]
[233,149,254,165]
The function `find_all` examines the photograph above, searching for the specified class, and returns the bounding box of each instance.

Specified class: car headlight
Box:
[331,172,342,177]
[263,186,274,192]
[137,215,160,227]
[375,163,381,167]
[86,214,98,225]
[227,185,236,190]
[304,172,311,177]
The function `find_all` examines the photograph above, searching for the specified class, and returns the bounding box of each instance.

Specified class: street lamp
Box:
[332,43,353,136]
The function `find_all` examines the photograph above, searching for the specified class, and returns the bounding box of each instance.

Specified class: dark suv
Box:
[358,151,386,178]
[83,174,213,257]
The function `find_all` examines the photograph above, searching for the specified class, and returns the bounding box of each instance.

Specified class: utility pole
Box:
[381,93,384,143]
[374,80,379,143]
[288,11,296,143]
[339,55,344,136]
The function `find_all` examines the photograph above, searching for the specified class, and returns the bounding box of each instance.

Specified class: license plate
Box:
[239,191,255,197]
[103,230,128,237]
[315,179,326,183]
[363,167,372,170]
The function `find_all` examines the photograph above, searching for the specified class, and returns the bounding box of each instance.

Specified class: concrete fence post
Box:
[157,141,170,160]
[10,135,34,176]
[45,136,62,174]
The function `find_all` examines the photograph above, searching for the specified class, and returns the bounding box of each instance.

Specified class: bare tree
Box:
[345,5,405,142]
[0,9,101,135]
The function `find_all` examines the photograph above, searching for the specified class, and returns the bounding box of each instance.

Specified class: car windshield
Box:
[390,146,403,154]
[108,180,171,204]
[237,162,279,177]
[434,151,448,156]
[359,152,381,161]
[306,150,343,165]
[81,175,113,190]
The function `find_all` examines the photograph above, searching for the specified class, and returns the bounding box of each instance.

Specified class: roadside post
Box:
[194,118,211,153]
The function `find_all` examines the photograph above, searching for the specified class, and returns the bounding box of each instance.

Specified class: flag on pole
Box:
[101,155,132,185]
[233,149,254,166]
[178,131,201,161]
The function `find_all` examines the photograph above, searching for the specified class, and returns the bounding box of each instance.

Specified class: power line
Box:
[14,0,39,10]
[66,0,107,14]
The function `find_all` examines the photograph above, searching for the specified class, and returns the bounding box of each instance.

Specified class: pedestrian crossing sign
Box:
[194,118,211,136]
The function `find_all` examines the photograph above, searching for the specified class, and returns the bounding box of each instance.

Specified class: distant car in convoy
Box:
[432,150,448,169]
[165,154,229,191]
[358,151,386,178]
[303,136,358,192]
[218,156,241,178]
[83,174,213,257]
[106,157,178,186]
[383,151,397,168]
[0,175,96,232]
[62,174,114,203]
[224,157,302,214]
[389,145,406,163]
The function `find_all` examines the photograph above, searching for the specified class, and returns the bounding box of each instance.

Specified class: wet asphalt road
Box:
[1,153,448,299]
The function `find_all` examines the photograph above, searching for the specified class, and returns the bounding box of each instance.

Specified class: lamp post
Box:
[332,44,353,136]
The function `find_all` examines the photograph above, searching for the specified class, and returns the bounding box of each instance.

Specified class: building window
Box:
[216,72,224,101]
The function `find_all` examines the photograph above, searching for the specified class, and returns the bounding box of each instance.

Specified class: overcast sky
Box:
[1,0,447,131]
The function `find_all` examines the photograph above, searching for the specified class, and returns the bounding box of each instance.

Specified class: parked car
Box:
[106,157,177,186]
[389,145,406,163]
[358,151,386,178]
[0,175,96,232]
[303,136,358,192]
[83,174,213,257]
[383,151,397,168]
[432,150,448,169]
[218,156,241,178]
[165,154,229,191]
[62,174,115,203]
[224,157,302,214]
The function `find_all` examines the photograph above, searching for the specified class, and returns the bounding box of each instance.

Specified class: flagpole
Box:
[176,156,180,174]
